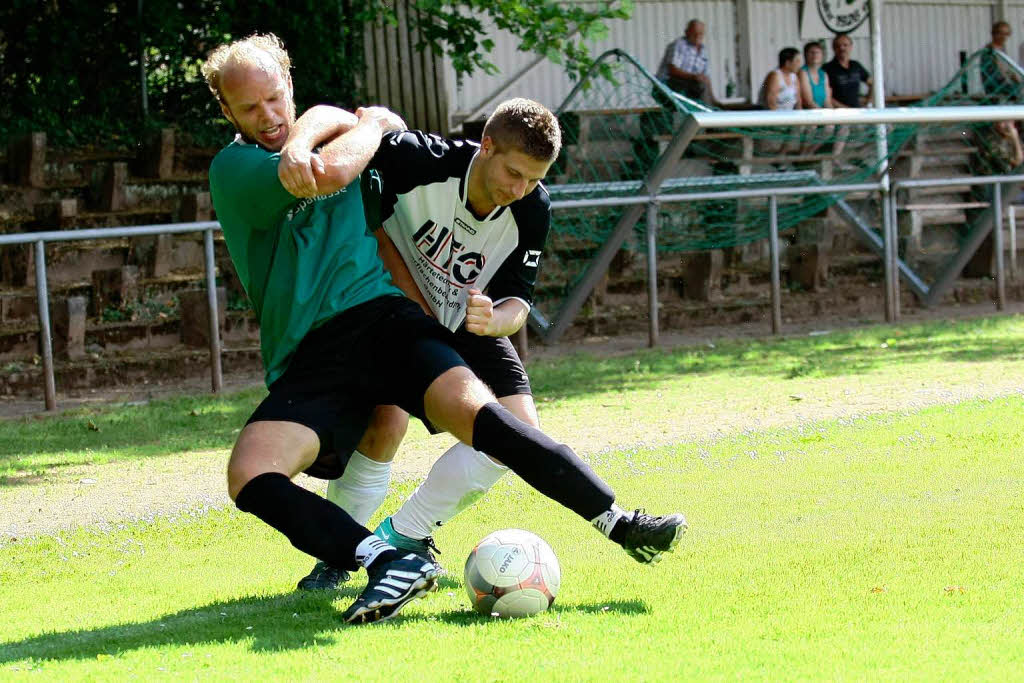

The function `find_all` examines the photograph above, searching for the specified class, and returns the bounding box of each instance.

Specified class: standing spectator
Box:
[981,21,1022,100]
[798,41,834,154]
[759,47,802,110]
[823,34,872,108]
[655,19,716,104]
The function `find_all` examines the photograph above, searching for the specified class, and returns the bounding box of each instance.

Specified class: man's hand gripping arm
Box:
[278,105,406,198]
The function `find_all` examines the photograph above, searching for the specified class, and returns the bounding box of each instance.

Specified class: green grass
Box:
[3,314,1024,477]
[2,396,1023,678]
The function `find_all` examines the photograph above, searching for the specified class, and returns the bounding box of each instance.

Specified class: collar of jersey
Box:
[462,150,508,222]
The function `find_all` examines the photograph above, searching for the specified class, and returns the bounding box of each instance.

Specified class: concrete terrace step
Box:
[0,346,263,398]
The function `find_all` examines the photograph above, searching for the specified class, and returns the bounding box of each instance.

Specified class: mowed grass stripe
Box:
[2,396,1022,679]
[4,314,1024,476]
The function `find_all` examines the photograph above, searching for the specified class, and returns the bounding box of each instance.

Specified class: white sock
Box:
[354,535,396,568]
[591,504,627,538]
[391,442,509,539]
[326,451,392,527]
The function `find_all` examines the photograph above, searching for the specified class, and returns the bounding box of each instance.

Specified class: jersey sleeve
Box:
[209,143,296,231]
[486,186,551,309]
[369,130,473,220]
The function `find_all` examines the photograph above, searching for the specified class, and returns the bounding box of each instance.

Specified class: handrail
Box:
[2,220,225,411]
[0,220,221,246]
[690,105,1024,129]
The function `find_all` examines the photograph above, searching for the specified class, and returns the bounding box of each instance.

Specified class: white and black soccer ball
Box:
[464,528,561,618]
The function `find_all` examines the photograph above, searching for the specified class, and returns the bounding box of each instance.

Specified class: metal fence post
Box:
[768,195,782,334]
[1009,205,1018,280]
[204,228,224,393]
[34,240,57,411]
[882,188,896,322]
[646,201,660,347]
[889,190,901,319]
[994,184,1006,311]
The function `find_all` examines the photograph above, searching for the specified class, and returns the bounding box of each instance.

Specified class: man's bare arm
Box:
[279,105,358,197]
[309,107,406,196]
[373,229,433,316]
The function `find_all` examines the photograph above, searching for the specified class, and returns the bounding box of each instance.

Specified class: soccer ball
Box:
[464,528,561,618]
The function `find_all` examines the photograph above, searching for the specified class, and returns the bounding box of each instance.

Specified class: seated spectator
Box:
[759,47,802,111]
[981,21,1022,101]
[757,48,802,158]
[798,41,835,154]
[655,19,716,104]
[824,34,871,108]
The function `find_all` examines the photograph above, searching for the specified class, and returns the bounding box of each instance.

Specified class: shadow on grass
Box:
[415,598,649,625]
[0,392,262,477]
[530,316,1024,399]
[2,315,1022,477]
[0,593,647,664]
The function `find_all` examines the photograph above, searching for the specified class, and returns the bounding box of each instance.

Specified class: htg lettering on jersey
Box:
[412,219,486,286]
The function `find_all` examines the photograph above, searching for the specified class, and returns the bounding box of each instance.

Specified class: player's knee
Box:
[358,406,409,462]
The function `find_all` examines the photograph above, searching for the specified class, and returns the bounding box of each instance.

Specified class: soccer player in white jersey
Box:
[281,99,687,590]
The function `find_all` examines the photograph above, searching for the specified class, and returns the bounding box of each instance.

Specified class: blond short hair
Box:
[201,33,291,103]
[482,98,562,162]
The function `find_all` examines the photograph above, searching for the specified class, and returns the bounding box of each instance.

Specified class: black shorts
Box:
[246,296,468,479]
[449,327,531,399]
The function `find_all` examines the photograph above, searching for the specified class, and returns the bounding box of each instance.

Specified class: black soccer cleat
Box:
[341,553,438,624]
[620,509,688,564]
[297,561,351,591]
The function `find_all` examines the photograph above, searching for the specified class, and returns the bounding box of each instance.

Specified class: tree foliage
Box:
[0,0,632,148]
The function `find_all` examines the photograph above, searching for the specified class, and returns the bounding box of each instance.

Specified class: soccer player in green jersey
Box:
[203,33,686,624]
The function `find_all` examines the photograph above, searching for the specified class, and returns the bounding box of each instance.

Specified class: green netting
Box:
[536,47,1024,311]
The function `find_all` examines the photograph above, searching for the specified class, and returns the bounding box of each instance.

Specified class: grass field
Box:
[2,316,1024,679]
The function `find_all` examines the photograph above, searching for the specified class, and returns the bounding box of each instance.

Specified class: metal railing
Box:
[549,181,884,344]
[890,173,1024,312]
[0,221,224,411]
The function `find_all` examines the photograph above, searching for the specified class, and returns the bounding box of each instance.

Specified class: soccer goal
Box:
[533,49,1024,345]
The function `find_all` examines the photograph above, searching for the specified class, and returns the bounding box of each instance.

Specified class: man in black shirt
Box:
[823,34,872,108]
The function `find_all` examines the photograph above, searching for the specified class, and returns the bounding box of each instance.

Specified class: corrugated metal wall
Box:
[750,0,800,99]
[363,0,450,134]
[439,0,1007,125]
[881,2,993,95]
[447,0,735,118]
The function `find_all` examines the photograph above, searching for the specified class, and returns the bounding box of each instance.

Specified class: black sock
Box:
[234,472,371,572]
[471,402,615,521]
[366,550,401,572]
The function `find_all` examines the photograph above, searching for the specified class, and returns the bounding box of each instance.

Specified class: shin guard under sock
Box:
[471,402,615,521]
[235,472,370,572]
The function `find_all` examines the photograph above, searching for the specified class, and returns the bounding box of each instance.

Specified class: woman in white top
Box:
[760,47,802,111]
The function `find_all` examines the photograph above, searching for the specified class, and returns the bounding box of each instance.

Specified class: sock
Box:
[391,442,509,539]
[355,534,400,571]
[472,402,615,521]
[325,450,392,526]
[234,472,372,572]
[591,504,627,540]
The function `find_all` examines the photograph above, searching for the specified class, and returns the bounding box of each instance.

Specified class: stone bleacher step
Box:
[0,346,263,398]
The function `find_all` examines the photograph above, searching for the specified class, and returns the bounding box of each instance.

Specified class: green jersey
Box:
[209,137,401,386]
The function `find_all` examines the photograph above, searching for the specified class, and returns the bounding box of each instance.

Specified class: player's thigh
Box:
[227,420,320,500]
[355,405,410,463]
[423,365,495,444]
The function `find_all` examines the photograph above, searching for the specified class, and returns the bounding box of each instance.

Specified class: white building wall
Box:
[448,0,735,118]
[448,0,1006,123]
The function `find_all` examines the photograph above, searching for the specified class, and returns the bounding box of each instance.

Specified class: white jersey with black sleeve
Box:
[369,130,551,332]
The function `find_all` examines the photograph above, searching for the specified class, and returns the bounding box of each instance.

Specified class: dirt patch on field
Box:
[2,301,1022,542]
